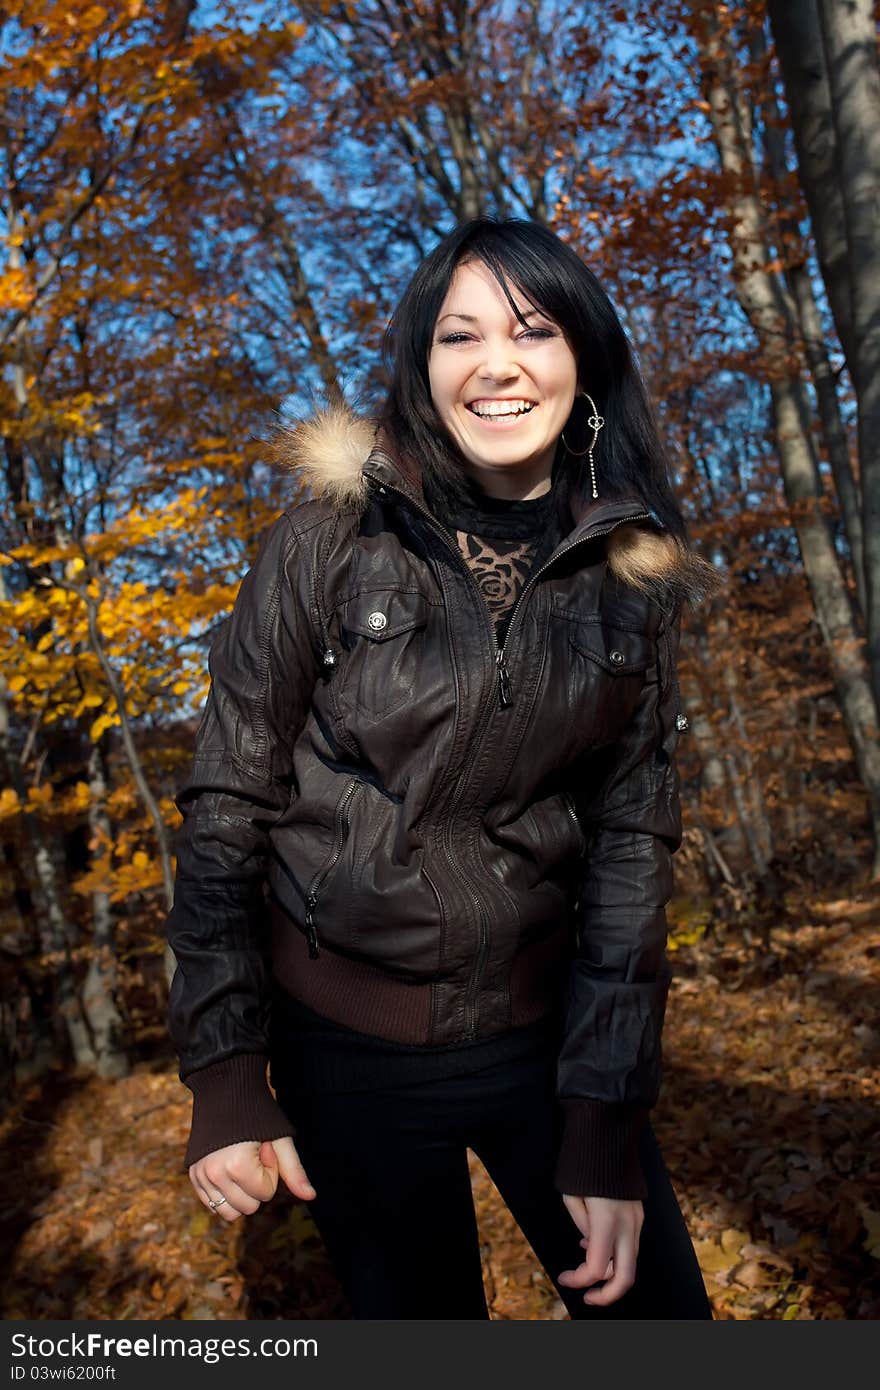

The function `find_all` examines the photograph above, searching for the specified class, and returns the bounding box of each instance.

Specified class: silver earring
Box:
[561,391,604,499]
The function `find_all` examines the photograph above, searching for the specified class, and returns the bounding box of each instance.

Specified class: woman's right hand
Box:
[189,1137,317,1222]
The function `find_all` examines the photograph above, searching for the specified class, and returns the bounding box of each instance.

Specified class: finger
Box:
[200,1160,255,1222]
[193,1180,243,1223]
[576,1241,615,1278]
[209,1194,243,1223]
[214,1184,258,1217]
[582,1239,639,1306]
[558,1229,615,1290]
[272,1136,317,1200]
[189,1168,224,1211]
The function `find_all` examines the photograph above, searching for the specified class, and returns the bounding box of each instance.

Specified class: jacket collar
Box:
[266,403,720,611]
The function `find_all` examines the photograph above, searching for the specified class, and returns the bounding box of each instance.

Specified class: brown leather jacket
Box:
[165,406,709,1197]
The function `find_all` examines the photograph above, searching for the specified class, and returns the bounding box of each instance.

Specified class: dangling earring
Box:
[561,390,604,499]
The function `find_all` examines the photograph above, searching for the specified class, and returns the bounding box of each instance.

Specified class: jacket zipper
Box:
[362,465,653,1036]
[304,777,362,959]
[563,792,586,855]
[490,513,653,706]
[360,468,511,1034]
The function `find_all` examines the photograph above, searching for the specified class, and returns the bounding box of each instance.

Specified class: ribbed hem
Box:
[554,1099,649,1200]
[270,902,569,1043]
[182,1052,294,1170]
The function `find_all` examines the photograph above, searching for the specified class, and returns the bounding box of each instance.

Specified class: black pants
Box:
[270,1045,712,1320]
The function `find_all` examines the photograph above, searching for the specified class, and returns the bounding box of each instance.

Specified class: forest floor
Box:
[1,879,879,1321]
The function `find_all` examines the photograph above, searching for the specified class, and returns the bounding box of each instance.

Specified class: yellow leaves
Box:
[720,1227,748,1256]
[0,788,20,821]
[73,691,105,717]
[106,853,163,903]
[26,783,54,810]
[667,895,712,952]
[0,269,34,312]
[90,712,120,742]
[694,1237,740,1274]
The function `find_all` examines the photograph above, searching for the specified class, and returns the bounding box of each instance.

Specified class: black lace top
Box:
[421,464,570,645]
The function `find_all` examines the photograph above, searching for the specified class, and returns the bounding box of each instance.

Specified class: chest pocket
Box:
[566,614,656,745]
[337,588,433,721]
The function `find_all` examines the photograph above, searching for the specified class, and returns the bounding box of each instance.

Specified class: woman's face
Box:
[427,259,579,498]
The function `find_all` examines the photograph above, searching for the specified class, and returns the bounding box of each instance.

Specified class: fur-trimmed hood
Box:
[265,404,722,612]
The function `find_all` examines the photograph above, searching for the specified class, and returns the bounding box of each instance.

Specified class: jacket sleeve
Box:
[165,512,319,1169]
[555,600,684,1201]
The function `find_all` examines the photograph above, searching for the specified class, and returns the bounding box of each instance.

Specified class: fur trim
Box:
[266,405,723,611]
[264,405,375,510]
[607,525,723,612]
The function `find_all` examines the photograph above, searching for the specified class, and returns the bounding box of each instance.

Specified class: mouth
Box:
[465,399,538,425]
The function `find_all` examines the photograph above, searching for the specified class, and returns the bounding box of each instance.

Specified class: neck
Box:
[459,449,558,502]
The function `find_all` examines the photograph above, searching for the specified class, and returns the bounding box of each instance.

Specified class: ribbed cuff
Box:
[554,1099,649,1200]
[182,1052,294,1170]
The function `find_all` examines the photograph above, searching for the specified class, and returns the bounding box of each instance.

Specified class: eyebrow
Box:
[436,309,547,324]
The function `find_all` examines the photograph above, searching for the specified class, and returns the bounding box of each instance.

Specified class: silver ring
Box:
[208,1195,228,1210]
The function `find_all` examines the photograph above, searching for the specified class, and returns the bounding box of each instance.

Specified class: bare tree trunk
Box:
[751,10,866,613]
[10,413,177,984]
[0,580,95,1070]
[815,0,880,715]
[765,0,859,365]
[692,0,880,878]
[81,741,130,1078]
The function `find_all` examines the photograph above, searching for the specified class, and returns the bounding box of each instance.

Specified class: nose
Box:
[475,334,520,383]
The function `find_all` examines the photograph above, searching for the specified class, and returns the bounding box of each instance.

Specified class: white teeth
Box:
[468,400,536,418]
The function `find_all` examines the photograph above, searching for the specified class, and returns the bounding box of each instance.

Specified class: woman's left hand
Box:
[557,1195,644,1306]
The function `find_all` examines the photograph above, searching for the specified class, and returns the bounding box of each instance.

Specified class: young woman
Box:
[165,217,721,1320]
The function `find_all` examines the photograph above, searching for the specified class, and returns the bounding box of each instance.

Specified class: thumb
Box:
[269,1135,317,1201]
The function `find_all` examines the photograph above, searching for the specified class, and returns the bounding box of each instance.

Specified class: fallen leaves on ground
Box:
[1,884,878,1320]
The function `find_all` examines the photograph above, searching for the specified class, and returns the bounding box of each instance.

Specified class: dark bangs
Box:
[377,217,688,545]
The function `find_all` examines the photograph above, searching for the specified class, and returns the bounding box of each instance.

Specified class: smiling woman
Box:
[427,261,578,499]
[166,216,721,1321]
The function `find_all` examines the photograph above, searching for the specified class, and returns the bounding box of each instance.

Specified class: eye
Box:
[436,328,556,346]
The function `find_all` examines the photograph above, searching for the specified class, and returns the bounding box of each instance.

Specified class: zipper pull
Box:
[496,649,513,707]
[305,894,320,959]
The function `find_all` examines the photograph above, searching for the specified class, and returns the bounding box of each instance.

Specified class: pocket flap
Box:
[342,590,431,642]
[568,621,654,674]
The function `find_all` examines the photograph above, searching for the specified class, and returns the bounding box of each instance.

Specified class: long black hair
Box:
[378,217,690,546]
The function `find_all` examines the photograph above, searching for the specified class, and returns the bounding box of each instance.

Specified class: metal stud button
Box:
[609,649,624,665]
[367,611,388,632]
[675,713,689,732]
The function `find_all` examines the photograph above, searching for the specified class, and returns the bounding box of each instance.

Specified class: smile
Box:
[466,399,538,422]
